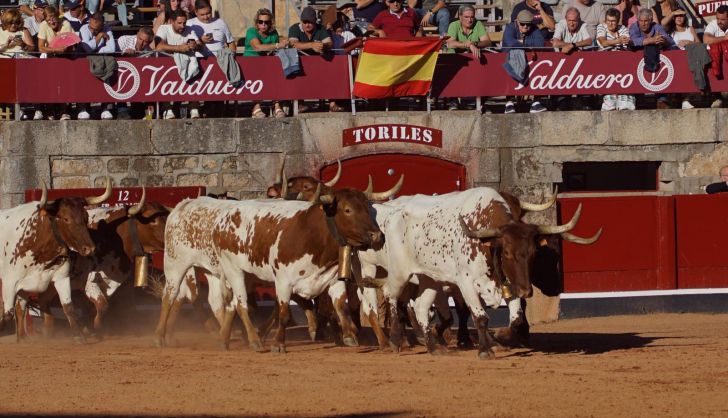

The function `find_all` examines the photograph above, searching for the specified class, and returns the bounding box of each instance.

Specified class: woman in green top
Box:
[245,8,289,118]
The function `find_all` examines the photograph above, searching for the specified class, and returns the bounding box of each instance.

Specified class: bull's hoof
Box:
[493,327,526,348]
[429,346,449,356]
[308,331,317,341]
[388,341,401,353]
[152,336,165,348]
[165,336,179,347]
[343,336,359,347]
[478,349,496,360]
[72,335,87,345]
[270,344,287,354]
[250,340,265,352]
[457,338,474,349]
[416,336,426,346]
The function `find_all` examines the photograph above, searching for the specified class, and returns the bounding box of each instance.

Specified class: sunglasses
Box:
[301,20,315,24]
[257,19,271,25]
[387,0,403,3]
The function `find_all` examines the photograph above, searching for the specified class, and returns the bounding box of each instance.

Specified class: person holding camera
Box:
[0,9,35,58]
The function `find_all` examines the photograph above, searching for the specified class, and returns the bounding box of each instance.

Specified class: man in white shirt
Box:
[552,7,593,54]
[704,5,728,44]
[186,5,235,57]
[565,0,605,40]
[23,0,47,41]
[117,27,154,54]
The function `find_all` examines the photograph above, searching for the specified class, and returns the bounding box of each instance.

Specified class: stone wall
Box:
[2,109,726,208]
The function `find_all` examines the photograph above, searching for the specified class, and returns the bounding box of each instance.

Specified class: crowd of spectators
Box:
[1,0,727,118]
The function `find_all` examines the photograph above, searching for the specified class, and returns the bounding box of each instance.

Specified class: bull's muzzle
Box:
[79,245,95,257]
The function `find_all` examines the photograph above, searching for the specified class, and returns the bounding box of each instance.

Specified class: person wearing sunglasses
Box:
[62,0,89,32]
[245,8,288,118]
[369,0,422,38]
[510,0,554,40]
[502,10,546,113]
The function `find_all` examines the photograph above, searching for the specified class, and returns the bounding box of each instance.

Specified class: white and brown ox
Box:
[28,188,170,338]
[0,180,111,342]
[356,187,587,359]
[154,184,397,353]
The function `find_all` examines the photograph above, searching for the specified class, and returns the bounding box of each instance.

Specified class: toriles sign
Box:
[342,124,443,148]
[696,0,728,17]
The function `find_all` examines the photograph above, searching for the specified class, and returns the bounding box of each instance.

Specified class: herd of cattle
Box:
[0,162,601,359]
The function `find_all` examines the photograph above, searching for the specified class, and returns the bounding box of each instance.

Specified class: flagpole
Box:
[347,54,356,116]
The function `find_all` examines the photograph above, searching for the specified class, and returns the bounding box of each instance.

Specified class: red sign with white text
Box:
[342,124,442,148]
[696,0,728,17]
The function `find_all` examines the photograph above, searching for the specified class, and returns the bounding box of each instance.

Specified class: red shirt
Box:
[371,8,419,39]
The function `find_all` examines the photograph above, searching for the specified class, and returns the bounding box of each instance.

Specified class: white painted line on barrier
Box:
[561,288,728,299]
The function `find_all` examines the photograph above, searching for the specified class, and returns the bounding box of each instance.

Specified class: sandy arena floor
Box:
[1,312,727,417]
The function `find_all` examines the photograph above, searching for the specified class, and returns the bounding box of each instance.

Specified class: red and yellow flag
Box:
[353,38,442,99]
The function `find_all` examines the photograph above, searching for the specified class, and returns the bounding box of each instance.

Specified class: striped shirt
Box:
[596,23,629,51]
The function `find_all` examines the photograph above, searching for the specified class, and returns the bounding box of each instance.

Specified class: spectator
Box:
[153,0,181,35]
[354,0,385,24]
[369,0,422,38]
[445,5,491,111]
[0,9,34,58]
[502,10,546,113]
[552,7,592,54]
[37,6,73,120]
[18,0,58,17]
[290,7,341,113]
[597,7,633,111]
[244,7,287,118]
[706,166,728,194]
[704,6,728,108]
[652,0,678,31]
[155,8,202,119]
[63,0,90,32]
[669,8,698,110]
[510,0,555,40]
[24,0,48,45]
[629,8,674,109]
[117,27,154,54]
[330,14,356,53]
[407,0,450,37]
[187,0,236,118]
[565,0,606,40]
[77,12,116,120]
[446,4,491,56]
[615,0,641,28]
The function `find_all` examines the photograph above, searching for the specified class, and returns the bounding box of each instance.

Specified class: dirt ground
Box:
[1,312,728,417]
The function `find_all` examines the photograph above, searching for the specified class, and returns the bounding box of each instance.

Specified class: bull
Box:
[27,188,170,338]
[0,179,111,342]
[154,181,399,353]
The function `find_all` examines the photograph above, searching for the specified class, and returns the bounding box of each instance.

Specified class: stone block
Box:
[177,173,219,187]
[54,176,91,189]
[659,161,680,181]
[107,158,130,173]
[163,156,198,172]
[51,158,103,176]
[143,174,175,187]
[682,143,728,177]
[120,177,139,187]
[1,121,64,156]
[201,156,220,170]
[151,120,236,154]
[482,113,541,148]
[540,111,609,146]
[64,121,152,155]
[470,148,500,184]
[132,157,160,173]
[238,118,303,153]
[609,109,717,145]
[1,157,51,196]
[222,173,253,189]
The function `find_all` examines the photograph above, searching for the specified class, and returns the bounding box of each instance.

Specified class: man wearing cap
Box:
[18,0,57,17]
[503,10,547,113]
[369,0,422,38]
[288,6,332,55]
[24,0,48,42]
[408,0,450,37]
[510,0,554,39]
[551,7,592,54]
[63,0,90,32]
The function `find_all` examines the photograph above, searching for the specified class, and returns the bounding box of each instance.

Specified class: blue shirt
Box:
[79,23,116,54]
[628,22,675,48]
[502,22,545,48]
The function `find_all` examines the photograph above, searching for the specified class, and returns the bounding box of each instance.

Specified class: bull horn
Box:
[320,194,334,204]
[366,174,404,201]
[275,157,285,184]
[459,216,501,239]
[309,183,321,203]
[164,205,174,212]
[127,187,146,217]
[562,228,602,245]
[323,159,342,187]
[281,169,288,199]
[364,175,373,194]
[520,192,557,212]
[537,203,582,235]
[38,179,48,209]
[86,176,112,205]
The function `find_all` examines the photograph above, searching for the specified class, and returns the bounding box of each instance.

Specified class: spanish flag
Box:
[353,38,442,99]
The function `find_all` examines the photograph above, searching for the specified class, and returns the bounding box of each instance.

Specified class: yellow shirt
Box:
[0,30,25,58]
[37,20,72,44]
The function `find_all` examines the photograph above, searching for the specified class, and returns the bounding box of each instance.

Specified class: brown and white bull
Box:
[0,180,110,341]
[356,188,586,359]
[30,188,170,338]
[154,184,396,353]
